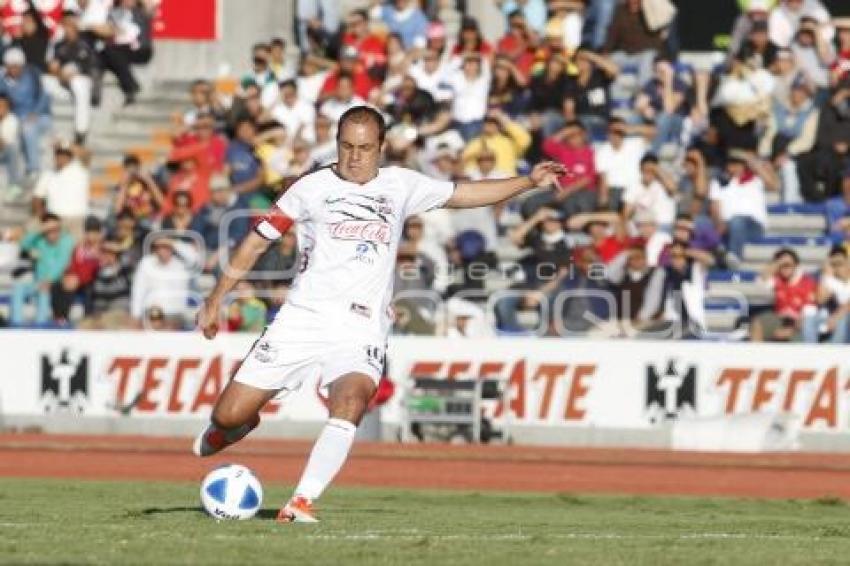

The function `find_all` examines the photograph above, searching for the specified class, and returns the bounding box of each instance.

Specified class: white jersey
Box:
[255,165,455,342]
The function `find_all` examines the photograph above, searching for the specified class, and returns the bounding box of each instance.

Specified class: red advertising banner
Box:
[152,0,217,41]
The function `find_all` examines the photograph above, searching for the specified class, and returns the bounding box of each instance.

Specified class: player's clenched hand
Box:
[196,300,220,340]
[529,161,566,193]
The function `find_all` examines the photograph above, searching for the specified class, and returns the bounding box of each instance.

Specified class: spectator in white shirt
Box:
[622,154,677,232]
[319,73,366,123]
[269,37,296,82]
[32,142,91,240]
[0,94,22,200]
[709,150,780,260]
[271,79,316,144]
[409,48,453,102]
[309,113,337,167]
[130,236,199,326]
[633,209,672,267]
[596,119,647,211]
[768,0,833,49]
[802,246,850,343]
[445,53,490,140]
[296,55,330,105]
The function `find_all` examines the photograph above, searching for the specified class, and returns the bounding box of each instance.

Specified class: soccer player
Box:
[194,106,565,523]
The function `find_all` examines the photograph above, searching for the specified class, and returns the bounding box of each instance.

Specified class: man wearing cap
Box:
[130,235,199,327]
[761,75,818,203]
[32,142,90,240]
[709,149,779,260]
[791,15,834,93]
[0,46,51,176]
[318,44,375,101]
[9,214,74,326]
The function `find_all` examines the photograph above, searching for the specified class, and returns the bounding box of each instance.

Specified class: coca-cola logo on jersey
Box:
[329,220,391,244]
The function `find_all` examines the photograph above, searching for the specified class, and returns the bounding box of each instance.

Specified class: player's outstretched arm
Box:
[444,161,566,209]
[196,231,272,339]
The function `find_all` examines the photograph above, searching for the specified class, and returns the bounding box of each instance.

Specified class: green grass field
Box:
[2,479,850,565]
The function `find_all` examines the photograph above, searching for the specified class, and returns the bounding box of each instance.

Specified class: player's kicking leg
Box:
[277,372,376,523]
[193,381,277,457]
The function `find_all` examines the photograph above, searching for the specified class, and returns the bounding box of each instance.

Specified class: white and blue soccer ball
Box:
[200,464,263,520]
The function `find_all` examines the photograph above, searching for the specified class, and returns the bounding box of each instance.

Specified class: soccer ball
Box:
[200,464,263,520]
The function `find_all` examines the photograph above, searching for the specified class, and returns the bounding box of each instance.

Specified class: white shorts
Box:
[232,333,385,392]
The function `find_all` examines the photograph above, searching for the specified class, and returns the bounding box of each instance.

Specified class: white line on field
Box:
[303,532,823,542]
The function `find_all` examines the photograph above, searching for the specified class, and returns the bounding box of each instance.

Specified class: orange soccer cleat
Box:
[276,496,319,523]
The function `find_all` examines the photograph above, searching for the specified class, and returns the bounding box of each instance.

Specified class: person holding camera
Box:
[112,154,164,228]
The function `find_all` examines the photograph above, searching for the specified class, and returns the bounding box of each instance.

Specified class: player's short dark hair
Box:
[337,106,386,146]
[123,153,140,167]
[270,37,285,48]
[279,78,297,91]
[41,213,60,223]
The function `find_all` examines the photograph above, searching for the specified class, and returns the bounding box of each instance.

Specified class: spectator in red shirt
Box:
[831,19,850,86]
[568,211,632,264]
[521,121,599,219]
[751,247,817,342]
[450,17,494,66]
[319,45,376,102]
[496,10,537,81]
[341,9,386,78]
[51,215,103,324]
[164,112,228,214]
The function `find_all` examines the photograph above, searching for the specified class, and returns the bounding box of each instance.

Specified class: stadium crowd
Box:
[2,0,850,344]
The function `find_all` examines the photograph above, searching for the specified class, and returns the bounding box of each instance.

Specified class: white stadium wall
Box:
[2,331,850,452]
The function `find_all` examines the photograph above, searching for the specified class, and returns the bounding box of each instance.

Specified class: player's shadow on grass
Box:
[141,507,280,519]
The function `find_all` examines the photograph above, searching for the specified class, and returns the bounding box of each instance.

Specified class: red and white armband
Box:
[253,208,294,240]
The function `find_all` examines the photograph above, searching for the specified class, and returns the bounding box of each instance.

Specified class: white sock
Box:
[293,418,357,501]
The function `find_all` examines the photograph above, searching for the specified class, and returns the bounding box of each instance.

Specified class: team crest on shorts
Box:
[254,340,278,363]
